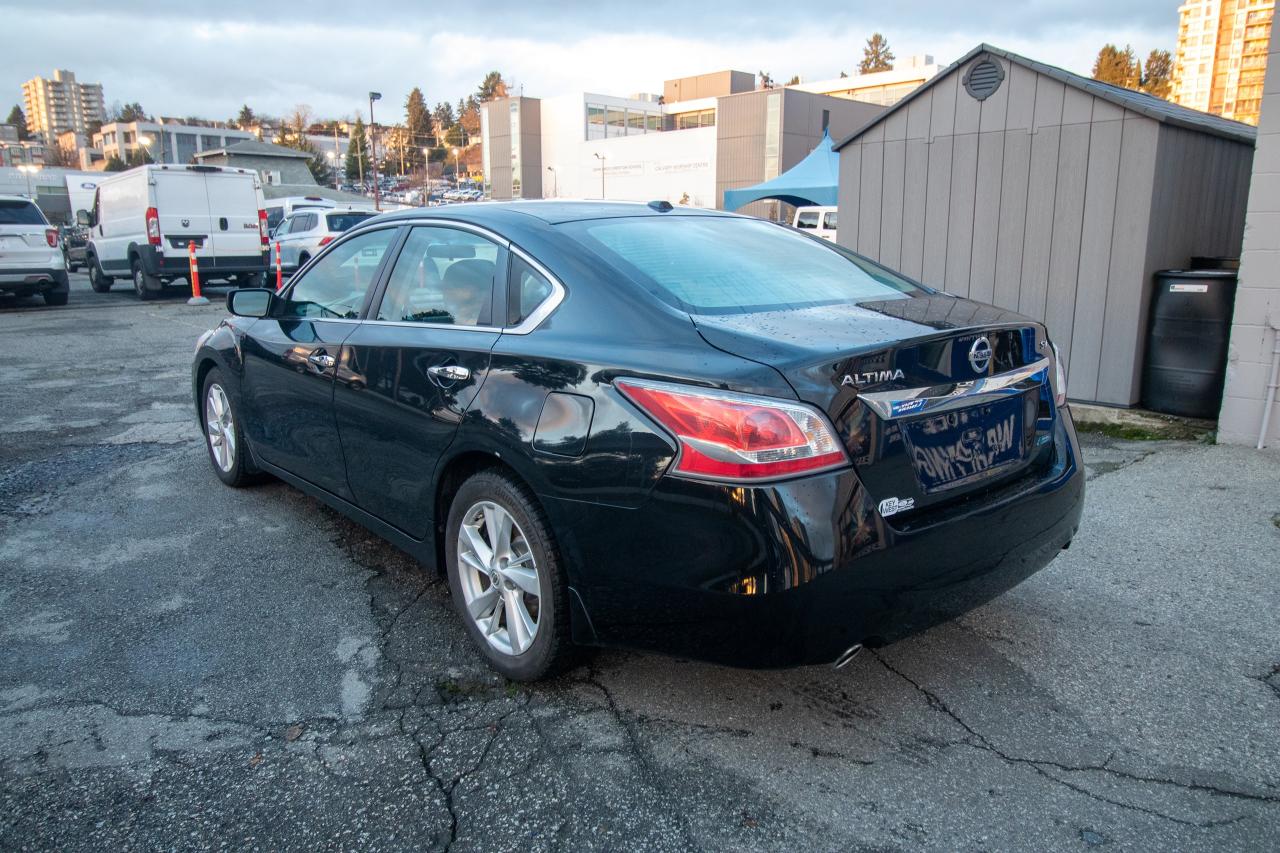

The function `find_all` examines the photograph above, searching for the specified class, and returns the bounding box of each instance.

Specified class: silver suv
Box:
[269,208,377,275]
[0,196,69,306]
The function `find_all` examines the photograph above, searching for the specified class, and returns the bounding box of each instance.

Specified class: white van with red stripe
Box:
[79,165,269,300]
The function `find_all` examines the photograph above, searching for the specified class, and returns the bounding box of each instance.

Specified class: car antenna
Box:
[647,200,673,212]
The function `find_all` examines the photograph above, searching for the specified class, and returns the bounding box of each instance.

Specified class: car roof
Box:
[376,199,736,228]
[0,194,38,204]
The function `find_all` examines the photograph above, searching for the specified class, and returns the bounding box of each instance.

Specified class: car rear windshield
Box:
[566,216,921,315]
[0,200,48,226]
[326,212,375,232]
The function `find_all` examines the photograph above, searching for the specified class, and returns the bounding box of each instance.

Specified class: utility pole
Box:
[333,123,340,185]
[594,153,606,198]
[369,92,382,210]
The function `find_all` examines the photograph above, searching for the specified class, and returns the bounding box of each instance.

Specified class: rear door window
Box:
[823,211,838,230]
[795,211,819,229]
[326,212,375,232]
[374,226,500,327]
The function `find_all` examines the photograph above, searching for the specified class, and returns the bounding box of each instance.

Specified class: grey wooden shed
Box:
[835,44,1257,406]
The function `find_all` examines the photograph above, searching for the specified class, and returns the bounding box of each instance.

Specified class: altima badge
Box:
[878,496,915,517]
[842,369,905,387]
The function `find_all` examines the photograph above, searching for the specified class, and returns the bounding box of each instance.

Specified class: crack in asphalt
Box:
[870,650,1277,828]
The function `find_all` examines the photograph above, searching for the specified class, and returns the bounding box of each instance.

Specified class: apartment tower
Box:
[1172,0,1274,125]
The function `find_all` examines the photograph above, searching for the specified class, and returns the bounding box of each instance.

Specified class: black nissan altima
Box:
[192,201,1084,681]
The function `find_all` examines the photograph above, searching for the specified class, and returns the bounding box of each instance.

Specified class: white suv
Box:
[269,208,378,274]
[0,195,69,306]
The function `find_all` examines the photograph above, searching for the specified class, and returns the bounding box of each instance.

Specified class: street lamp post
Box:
[422,147,431,206]
[452,147,460,187]
[138,135,153,164]
[326,150,338,189]
[369,91,382,210]
[546,166,556,198]
[593,153,606,198]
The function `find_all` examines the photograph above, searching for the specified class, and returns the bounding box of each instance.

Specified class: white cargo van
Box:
[792,205,838,241]
[79,165,269,300]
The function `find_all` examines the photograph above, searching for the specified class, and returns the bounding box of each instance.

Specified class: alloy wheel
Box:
[457,500,541,656]
[204,383,236,472]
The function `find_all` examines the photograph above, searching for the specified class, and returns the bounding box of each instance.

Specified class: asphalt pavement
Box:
[1,274,1278,851]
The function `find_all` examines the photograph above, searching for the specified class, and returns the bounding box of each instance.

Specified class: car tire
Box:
[445,470,577,682]
[88,258,112,292]
[200,368,264,488]
[43,270,70,306]
[132,258,161,301]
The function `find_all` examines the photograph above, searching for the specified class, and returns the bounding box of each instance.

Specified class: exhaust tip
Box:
[833,644,864,669]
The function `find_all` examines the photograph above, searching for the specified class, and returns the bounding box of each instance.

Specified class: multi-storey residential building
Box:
[92,120,254,165]
[1173,0,1274,125]
[21,70,106,142]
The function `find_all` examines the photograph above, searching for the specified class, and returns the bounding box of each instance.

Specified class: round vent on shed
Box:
[963,58,1005,101]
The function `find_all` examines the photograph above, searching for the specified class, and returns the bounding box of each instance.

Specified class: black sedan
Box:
[192,201,1084,681]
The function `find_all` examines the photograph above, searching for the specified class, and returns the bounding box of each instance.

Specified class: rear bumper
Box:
[0,267,67,293]
[546,413,1085,668]
[139,246,268,278]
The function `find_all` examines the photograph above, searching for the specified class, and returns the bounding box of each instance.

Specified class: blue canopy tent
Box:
[722,130,838,211]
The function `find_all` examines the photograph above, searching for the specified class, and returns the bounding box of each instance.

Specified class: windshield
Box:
[0,200,48,226]
[566,215,921,315]
[326,212,376,232]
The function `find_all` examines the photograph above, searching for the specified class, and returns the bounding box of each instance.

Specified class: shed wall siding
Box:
[837,53,1253,406]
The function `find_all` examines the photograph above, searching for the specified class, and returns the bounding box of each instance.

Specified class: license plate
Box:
[903,396,1026,492]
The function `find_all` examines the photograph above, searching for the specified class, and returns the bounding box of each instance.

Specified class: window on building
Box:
[627,109,645,133]
[606,107,626,137]
[586,103,606,140]
[646,112,661,132]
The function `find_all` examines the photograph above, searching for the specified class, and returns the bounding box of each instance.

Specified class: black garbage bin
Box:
[1142,269,1238,419]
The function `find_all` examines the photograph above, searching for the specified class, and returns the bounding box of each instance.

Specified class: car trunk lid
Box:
[692,294,1059,516]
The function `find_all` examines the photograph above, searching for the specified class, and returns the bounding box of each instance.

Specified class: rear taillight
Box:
[258,209,269,245]
[616,379,849,482]
[45,229,58,248]
[145,207,161,246]
[1050,343,1068,407]
[318,236,334,247]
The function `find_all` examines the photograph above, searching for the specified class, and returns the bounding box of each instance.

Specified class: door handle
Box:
[307,350,336,370]
[428,365,470,382]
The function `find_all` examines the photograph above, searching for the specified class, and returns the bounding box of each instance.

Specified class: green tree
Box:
[235,104,257,129]
[126,147,149,167]
[859,33,894,73]
[103,154,127,171]
[433,101,455,130]
[5,105,29,140]
[344,115,371,183]
[1093,44,1141,89]
[403,87,433,170]
[118,102,148,123]
[476,71,508,102]
[279,108,332,185]
[785,75,801,86]
[1142,49,1173,99]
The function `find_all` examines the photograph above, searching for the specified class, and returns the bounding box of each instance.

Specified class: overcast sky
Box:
[4,0,1176,124]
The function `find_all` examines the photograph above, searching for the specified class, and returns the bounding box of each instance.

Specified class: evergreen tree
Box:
[785,75,801,86]
[6,105,29,141]
[344,115,371,182]
[476,71,508,102]
[860,34,894,73]
[103,154,127,172]
[433,101,455,130]
[118,102,148,123]
[1142,49,1173,99]
[236,104,257,129]
[404,87,433,170]
[1092,44,1141,89]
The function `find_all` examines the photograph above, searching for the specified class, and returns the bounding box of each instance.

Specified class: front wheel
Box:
[88,259,112,292]
[200,368,262,487]
[445,471,576,681]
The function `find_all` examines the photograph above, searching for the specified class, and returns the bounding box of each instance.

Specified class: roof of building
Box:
[193,139,313,160]
[833,43,1258,151]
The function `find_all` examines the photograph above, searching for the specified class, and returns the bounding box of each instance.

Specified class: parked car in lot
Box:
[80,165,269,300]
[59,222,89,271]
[269,208,379,275]
[192,201,1083,681]
[793,205,838,241]
[263,195,340,234]
[0,195,70,305]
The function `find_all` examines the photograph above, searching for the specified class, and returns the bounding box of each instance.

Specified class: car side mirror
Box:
[76,209,91,227]
[227,288,274,318]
